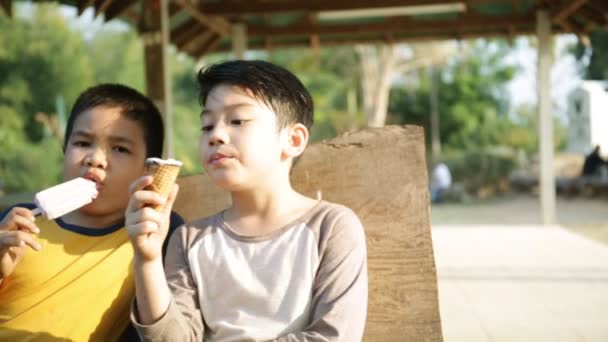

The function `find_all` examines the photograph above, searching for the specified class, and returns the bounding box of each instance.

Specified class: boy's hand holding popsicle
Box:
[1,177,99,280]
[125,158,182,263]
[0,207,40,279]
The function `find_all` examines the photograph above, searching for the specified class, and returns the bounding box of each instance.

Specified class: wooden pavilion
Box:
[2,0,608,224]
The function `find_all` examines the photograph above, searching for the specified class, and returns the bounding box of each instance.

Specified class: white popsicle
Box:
[32,177,99,219]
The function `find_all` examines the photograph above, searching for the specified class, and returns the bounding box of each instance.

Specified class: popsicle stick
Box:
[31,208,42,217]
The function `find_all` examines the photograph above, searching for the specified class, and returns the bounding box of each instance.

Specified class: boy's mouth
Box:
[209,153,232,165]
[83,172,104,190]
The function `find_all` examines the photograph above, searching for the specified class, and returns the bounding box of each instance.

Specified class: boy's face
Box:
[63,106,147,219]
[199,84,287,191]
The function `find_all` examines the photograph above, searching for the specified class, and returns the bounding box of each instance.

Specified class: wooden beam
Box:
[78,0,95,16]
[199,0,497,15]
[104,0,137,21]
[552,0,588,23]
[536,10,556,225]
[192,33,222,58]
[183,30,214,53]
[576,4,608,29]
[171,19,206,48]
[0,0,11,17]
[588,0,608,14]
[94,0,113,18]
[247,14,535,38]
[209,26,566,53]
[173,0,231,36]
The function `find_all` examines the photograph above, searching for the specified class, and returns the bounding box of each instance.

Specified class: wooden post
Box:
[429,66,441,160]
[141,0,174,157]
[536,10,556,225]
[232,22,247,59]
[0,0,11,16]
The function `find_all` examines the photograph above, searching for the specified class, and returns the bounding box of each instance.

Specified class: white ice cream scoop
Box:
[31,177,99,219]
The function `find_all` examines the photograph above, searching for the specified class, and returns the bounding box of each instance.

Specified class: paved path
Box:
[433,225,608,342]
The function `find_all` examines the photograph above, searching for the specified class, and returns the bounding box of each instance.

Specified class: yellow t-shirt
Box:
[0,207,134,342]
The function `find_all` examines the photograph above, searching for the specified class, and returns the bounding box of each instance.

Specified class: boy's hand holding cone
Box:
[126,158,182,262]
[144,158,182,210]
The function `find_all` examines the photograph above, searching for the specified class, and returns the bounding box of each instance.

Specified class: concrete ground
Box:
[431,195,608,342]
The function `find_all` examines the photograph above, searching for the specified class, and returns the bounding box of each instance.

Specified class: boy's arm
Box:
[269,207,368,342]
[126,176,203,341]
[130,225,204,342]
[0,205,41,284]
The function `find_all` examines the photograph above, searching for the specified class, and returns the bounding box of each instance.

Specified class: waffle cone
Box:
[145,163,181,209]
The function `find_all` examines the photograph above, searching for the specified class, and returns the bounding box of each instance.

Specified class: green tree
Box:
[572,29,608,80]
[1,4,93,193]
[389,39,517,150]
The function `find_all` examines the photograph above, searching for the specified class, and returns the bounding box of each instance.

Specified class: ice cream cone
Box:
[145,158,183,210]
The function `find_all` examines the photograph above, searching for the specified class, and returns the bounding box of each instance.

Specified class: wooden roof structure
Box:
[2,1,607,58]
[2,0,607,226]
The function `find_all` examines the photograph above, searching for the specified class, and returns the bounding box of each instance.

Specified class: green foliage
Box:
[263,47,364,142]
[0,139,63,193]
[440,147,517,195]
[0,4,93,142]
[572,29,608,80]
[390,39,517,150]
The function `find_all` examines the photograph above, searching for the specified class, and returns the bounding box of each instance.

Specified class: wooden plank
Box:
[77,0,95,16]
[576,4,608,28]
[199,0,496,15]
[588,0,608,14]
[552,0,588,23]
[537,10,556,225]
[171,18,206,48]
[210,26,566,53]
[192,33,222,57]
[247,14,534,37]
[182,30,213,54]
[104,0,137,21]
[173,0,231,36]
[576,5,608,27]
[0,0,11,17]
[174,126,443,341]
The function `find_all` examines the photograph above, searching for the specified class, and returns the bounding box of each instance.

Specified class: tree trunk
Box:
[355,44,398,127]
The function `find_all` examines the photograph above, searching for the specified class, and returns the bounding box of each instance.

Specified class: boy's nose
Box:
[85,148,107,168]
[208,125,229,146]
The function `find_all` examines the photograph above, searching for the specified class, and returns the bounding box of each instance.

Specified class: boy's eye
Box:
[113,146,131,154]
[231,119,247,126]
[201,125,213,132]
[72,140,90,147]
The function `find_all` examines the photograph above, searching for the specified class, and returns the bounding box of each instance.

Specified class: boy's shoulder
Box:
[298,200,362,234]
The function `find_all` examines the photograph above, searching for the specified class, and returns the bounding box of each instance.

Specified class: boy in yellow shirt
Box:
[0,84,183,341]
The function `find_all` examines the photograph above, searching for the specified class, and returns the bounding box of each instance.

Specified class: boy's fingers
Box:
[1,210,39,234]
[127,221,160,238]
[128,175,154,195]
[0,231,41,251]
[126,189,166,214]
[10,207,37,222]
[11,215,40,235]
[162,184,179,215]
[125,207,163,230]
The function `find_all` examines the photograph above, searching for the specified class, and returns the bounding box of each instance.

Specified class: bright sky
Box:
[506,35,581,119]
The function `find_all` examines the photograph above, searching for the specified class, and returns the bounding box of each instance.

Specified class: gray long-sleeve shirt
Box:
[132,200,368,342]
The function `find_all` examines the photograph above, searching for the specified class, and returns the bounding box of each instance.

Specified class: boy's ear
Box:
[281,123,309,159]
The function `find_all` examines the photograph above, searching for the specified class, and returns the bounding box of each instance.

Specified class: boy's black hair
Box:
[63,84,164,158]
[196,60,314,131]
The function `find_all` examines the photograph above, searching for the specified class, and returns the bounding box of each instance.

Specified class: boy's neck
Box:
[226,184,318,236]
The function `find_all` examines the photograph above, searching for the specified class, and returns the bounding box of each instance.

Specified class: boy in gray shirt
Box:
[125,60,368,341]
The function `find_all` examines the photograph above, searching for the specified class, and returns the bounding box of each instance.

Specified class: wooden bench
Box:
[174,125,443,341]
